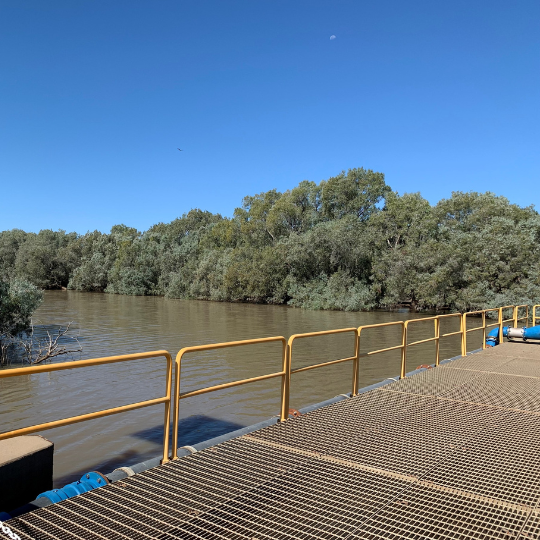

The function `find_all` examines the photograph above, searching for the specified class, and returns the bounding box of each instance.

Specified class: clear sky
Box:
[1,0,538,233]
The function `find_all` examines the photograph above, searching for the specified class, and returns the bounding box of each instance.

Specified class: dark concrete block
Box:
[0,435,53,512]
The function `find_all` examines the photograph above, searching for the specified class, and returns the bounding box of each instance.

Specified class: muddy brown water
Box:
[0,291,483,488]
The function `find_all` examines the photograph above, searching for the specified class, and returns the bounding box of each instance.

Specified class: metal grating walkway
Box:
[7,342,540,539]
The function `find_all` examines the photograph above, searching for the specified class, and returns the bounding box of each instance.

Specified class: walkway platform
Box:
[6,342,540,539]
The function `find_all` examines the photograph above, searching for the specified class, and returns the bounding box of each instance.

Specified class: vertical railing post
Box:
[281,339,291,422]
[161,353,173,464]
[499,308,503,344]
[461,313,467,357]
[400,322,407,379]
[434,317,440,366]
[351,329,360,396]
[514,306,518,328]
[482,311,486,349]
[171,350,184,460]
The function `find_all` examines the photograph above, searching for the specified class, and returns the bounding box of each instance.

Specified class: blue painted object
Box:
[486,327,503,347]
[37,471,108,504]
[486,325,540,347]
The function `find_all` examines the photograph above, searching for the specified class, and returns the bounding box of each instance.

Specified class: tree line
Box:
[1,168,539,313]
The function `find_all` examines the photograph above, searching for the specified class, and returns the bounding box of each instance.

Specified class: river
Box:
[0,291,480,487]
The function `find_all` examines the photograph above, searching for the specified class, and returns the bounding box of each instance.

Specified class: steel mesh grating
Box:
[518,511,540,539]
[6,343,540,539]
[485,358,540,378]
[349,482,531,539]
[443,371,540,412]
[378,365,486,396]
[442,352,515,372]
[157,460,413,539]
[482,343,540,360]
[7,437,315,540]
[419,408,540,508]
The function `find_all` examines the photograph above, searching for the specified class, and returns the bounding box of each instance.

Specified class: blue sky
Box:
[1,0,538,233]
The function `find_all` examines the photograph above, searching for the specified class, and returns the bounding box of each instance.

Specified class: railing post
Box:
[499,308,503,344]
[352,329,360,396]
[162,353,173,464]
[514,306,518,328]
[400,322,407,379]
[280,339,291,422]
[482,311,486,349]
[171,350,183,460]
[461,313,467,357]
[434,317,440,366]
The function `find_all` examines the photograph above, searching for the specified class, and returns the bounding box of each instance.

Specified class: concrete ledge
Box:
[0,436,53,513]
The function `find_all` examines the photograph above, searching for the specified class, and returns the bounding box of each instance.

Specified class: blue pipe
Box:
[37,471,108,504]
[523,326,540,340]
[486,325,540,347]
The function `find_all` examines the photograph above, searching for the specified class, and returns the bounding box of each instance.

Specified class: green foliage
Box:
[1,170,539,313]
[0,279,43,336]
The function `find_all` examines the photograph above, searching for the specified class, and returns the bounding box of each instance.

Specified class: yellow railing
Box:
[288,328,359,395]
[515,305,529,327]
[404,313,463,372]
[357,321,406,379]
[171,336,287,460]
[1,303,537,462]
[534,305,540,326]
[0,351,173,463]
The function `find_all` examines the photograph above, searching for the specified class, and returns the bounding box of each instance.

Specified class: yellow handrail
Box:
[404,313,463,368]
[357,321,406,379]
[171,336,287,460]
[0,351,173,463]
[534,305,540,327]
[288,328,359,394]
[2,303,535,463]
[514,304,529,327]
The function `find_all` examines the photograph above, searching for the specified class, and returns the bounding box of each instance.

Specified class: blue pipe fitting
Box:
[37,471,108,504]
[486,327,504,347]
[487,325,540,346]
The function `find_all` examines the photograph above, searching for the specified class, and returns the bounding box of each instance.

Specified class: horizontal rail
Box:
[408,336,437,347]
[0,397,168,439]
[172,336,288,459]
[441,330,462,337]
[0,351,173,463]
[360,343,404,356]
[358,321,407,379]
[179,370,285,399]
[291,355,357,374]
[288,328,358,397]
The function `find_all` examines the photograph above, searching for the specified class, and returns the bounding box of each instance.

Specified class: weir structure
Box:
[1,303,540,539]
